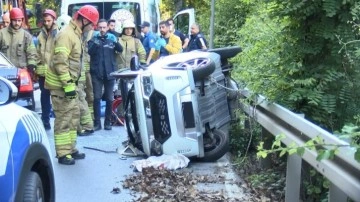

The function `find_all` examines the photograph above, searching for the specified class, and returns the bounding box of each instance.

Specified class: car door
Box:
[173,8,195,37]
[0,119,15,201]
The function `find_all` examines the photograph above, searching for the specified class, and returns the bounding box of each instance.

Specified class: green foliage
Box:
[229,111,262,161]
[255,134,354,162]
[303,169,330,201]
[247,169,285,193]
[233,0,360,131]
[161,0,249,47]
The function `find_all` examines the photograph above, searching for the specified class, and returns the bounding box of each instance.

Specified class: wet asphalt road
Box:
[34,90,250,202]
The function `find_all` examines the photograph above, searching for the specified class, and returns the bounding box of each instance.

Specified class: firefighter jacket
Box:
[82,30,94,73]
[117,35,146,69]
[36,24,58,77]
[78,29,94,83]
[0,26,37,67]
[45,20,82,90]
[88,33,123,80]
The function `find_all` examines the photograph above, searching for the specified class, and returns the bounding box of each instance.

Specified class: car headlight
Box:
[141,73,153,99]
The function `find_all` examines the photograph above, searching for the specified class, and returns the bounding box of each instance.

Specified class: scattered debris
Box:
[131,154,190,171]
[123,167,234,201]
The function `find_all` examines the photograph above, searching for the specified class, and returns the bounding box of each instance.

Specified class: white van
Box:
[59,0,194,36]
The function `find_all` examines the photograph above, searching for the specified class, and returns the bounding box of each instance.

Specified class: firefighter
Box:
[45,5,99,165]
[36,9,58,130]
[0,8,37,70]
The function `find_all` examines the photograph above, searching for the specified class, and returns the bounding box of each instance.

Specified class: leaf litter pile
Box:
[122,166,243,201]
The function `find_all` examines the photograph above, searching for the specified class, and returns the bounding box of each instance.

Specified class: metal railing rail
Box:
[239,89,360,202]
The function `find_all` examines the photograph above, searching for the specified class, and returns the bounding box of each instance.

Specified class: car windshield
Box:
[0,53,13,68]
[67,2,141,27]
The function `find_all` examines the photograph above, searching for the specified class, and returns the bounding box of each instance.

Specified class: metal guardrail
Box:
[239,89,360,202]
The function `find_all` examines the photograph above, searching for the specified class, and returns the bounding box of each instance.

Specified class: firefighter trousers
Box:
[85,72,94,120]
[51,89,80,157]
[77,82,93,131]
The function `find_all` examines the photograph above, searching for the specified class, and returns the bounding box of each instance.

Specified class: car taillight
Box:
[18,68,33,92]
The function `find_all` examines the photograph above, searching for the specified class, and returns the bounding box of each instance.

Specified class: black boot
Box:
[58,155,75,165]
[78,129,94,136]
[104,124,112,130]
[71,151,86,159]
[104,119,112,130]
[94,123,102,131]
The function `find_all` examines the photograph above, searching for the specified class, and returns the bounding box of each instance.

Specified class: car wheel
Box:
[23,171,44,202]
[199,129,229,162]
[124,88,142,151]
[177,57,216,82]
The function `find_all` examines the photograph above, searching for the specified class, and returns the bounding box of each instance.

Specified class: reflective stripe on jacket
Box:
[0,26,37,67]
[36,25,58,76]
[45,20,82,90]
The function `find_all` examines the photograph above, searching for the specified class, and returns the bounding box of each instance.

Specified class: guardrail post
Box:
[329,183,347,202]
[260,127,273,169]
[285,154,302,202]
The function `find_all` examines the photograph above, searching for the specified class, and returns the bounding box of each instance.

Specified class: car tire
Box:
[177,57,216,82]
[200,129,229,162]
[193,59,216,82]
[23,171,44,202]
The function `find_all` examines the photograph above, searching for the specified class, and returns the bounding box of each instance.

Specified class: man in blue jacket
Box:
[140,21,156,64]
[88,19,123,131]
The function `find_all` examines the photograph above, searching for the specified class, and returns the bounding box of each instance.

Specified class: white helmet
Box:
[122,20,135,29]
[57,14,71,31]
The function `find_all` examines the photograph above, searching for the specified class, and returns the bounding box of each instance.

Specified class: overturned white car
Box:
[111,47,242,161]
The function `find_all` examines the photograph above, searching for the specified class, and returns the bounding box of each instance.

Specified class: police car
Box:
[0,76,55,201]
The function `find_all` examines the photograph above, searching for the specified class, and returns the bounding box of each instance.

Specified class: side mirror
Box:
[0,76,18,106]
[130,55,140,71]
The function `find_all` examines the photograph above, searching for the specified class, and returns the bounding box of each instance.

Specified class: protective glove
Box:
[64,83,77,99]
[93,31,100,37]
[157,38,166,47]
[154,43,161,51]
[107,33,118,43]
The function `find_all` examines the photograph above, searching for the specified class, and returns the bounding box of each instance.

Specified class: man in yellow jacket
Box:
[45,5,99,165]
[152,20,182,60]
[0,8,37,69]
[36,9,58,130]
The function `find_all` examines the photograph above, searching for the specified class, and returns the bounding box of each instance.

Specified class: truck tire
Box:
[22,171,44,202]
[200,129,229,162]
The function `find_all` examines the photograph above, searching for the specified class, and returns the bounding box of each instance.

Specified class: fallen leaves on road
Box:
[123,167,234,201]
